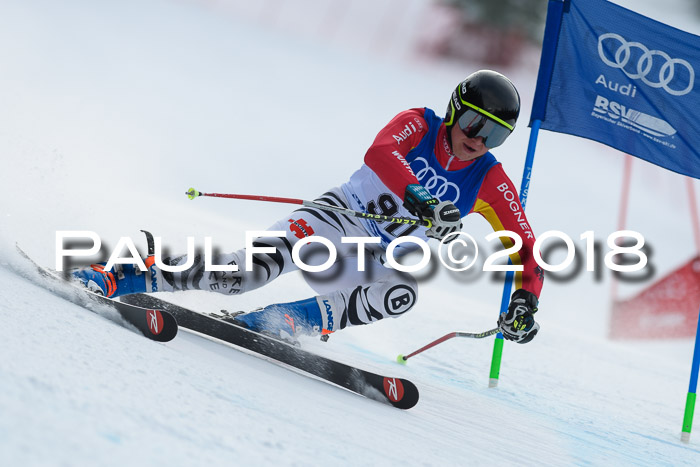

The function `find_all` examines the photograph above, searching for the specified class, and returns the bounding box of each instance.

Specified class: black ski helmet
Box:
[445,70,520,148]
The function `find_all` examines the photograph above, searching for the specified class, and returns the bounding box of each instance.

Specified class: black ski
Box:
[15,246,178,342]
[122,294,420,409]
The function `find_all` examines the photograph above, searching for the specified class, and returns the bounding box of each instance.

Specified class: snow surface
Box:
[1,0,699,465]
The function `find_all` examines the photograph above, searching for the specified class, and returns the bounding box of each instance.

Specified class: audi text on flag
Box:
[532,0,700,179]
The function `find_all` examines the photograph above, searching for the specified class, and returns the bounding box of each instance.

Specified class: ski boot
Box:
[71,259,159,298]
[224,298,325,344]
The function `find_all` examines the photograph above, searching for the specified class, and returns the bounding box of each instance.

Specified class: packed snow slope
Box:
[1,0,699,465]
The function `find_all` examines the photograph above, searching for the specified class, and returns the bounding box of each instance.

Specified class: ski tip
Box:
[382,377,418,409]
[396,354,407,365]
[186,187,201,200]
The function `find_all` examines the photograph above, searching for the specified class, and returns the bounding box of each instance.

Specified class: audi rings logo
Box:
[413,157,460,203]
[598,33,695,96]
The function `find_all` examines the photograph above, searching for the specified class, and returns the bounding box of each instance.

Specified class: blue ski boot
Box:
[71,259,159,298]
[230,297,325,342]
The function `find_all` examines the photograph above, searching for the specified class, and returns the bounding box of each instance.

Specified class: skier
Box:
[73,70,543,344]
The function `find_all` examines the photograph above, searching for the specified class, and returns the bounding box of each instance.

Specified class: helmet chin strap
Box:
[444,123,454,154]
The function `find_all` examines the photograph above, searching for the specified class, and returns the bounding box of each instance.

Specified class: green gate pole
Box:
[681,303,700,443]
[488,120,540,388]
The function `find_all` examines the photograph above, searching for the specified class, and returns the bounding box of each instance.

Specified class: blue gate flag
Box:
[531,0,700,179]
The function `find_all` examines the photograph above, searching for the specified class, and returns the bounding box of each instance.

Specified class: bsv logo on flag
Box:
[597,33,695,96]
[593,95,677,148]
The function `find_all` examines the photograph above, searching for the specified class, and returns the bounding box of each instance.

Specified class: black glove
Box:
[403,184,462,242]
[498,289,540,344]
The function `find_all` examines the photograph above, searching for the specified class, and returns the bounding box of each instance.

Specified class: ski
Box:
[15,246,178,342]
[121,294,420,409]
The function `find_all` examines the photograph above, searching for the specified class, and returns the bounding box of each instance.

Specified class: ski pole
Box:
[396,328,499,364]
[186,187,432,228]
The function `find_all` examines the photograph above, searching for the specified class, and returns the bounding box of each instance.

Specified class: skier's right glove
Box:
[403,184,462,243]
[498,289,540,344]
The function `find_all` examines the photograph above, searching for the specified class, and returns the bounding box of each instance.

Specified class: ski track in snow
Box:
[1,0,699,465]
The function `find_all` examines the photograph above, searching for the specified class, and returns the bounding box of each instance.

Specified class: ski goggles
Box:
[457,106,514,148]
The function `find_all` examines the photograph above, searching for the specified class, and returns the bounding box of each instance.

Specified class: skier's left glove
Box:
[403,184,462,242]
[498,289,540,344]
